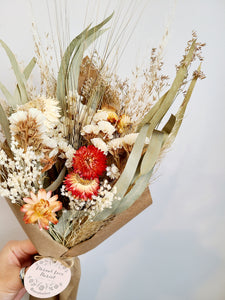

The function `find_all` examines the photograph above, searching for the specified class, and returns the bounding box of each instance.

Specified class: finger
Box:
[1,240,37,267]
[12,240,37,257]
[10,240,37,265]
[14,287,27,300]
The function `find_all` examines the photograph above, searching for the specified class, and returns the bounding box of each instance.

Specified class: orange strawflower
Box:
[21,189,62,230]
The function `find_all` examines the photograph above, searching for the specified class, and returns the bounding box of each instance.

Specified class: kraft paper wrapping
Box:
[5,187,152,299]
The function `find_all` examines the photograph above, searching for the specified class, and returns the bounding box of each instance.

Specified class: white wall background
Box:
[0,0,224,299]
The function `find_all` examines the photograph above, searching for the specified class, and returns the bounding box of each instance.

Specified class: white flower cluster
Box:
[90,180,120,218]
[61,180,120,219]
[61,184,86,211]
[0,138,43,204]
[106,164,120,180]
[82,121,115,140]
[81,109,117,153]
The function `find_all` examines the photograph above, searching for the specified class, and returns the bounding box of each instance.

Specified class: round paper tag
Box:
[24,258,71,298]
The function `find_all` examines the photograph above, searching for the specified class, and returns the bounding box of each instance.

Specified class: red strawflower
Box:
[64,172,99,200]
[73,145,107,179]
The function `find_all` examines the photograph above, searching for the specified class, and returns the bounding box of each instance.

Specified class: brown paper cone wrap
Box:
[5,187,152,299]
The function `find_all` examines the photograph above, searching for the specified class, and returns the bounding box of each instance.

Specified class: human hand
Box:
[0,240,37,300]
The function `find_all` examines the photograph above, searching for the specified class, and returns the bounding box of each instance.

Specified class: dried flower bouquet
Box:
[0,12,205,299]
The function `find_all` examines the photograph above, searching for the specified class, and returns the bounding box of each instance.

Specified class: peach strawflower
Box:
[72,145,107,179]
[117,114,131,134]
[21,189,62,230]
[64,172,99,200]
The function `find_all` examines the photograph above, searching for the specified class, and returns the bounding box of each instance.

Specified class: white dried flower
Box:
[97,121,115,139]
[123,133,150,146]
[58,140,69,152]
[106,164,120,180]
[42,136,57,148]
[91,138,108,154]
[28,108,46,133]
[123,133,139,145]
[9,110,27,124]
[81,124,100,135]
[65,146,76,168]
[93,110,108,123]
[108,137,124,150]
[49,148,58,158]
[90,181,119,217]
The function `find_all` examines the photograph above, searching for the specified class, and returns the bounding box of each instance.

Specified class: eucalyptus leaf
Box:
[114,122,176,214]
[140,130,165,176]
[114,170,153,215]
[23,57,37,79]
[0,40,28,104]
[14,57,36,103]
[114,123,149,199]
[162,114,176,134]
[82,86,105,127]
[0,102,11,146]
[0,81,17,107]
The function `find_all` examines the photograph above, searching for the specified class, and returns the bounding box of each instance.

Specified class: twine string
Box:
[34,255,75,269]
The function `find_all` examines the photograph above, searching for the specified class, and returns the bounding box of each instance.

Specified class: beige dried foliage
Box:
[12,118,44,153]
[78,55,121,112]
[65,217,113,248]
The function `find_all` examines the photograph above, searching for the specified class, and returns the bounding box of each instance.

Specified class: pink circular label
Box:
[24,258,71,298]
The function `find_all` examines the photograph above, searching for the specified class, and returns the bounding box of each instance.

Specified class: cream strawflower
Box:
[22,96,61,129]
